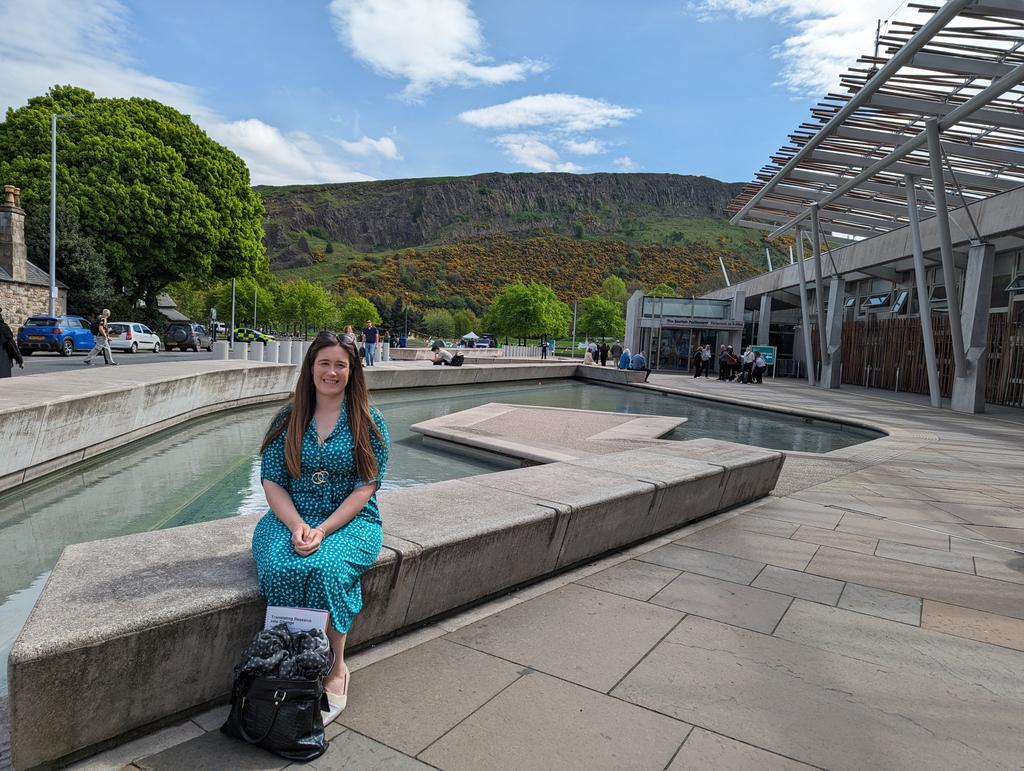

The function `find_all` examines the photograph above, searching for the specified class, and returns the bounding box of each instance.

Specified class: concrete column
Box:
[265,341,279,363]
[213,341,229,360]
[728,290,745,353]
[230,342,249,361]
[795,230,816,386]
[951,241,995,414]
[819,277,845,389]
[757,294,771,346]
[624,290,644,355]
[251,342,264,362]
[810,204,829,368]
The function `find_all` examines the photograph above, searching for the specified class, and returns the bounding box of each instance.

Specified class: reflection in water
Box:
[0,380,877,693]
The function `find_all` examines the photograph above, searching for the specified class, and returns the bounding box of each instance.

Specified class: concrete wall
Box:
[0,363,294,493]
[8,439,783,769]
[387,348,504,360]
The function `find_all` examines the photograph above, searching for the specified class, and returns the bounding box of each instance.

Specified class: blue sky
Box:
[1,0,913,186]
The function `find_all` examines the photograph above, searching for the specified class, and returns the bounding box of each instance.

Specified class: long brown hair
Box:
[260,333,384,482]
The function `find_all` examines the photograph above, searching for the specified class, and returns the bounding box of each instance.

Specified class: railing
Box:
[503,345,543,358]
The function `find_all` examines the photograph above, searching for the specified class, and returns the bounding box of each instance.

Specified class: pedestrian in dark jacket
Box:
[599,342,609,366]
[0,307,25,378]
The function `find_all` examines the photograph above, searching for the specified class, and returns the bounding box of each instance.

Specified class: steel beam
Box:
[909,51,1016,79]
[806,149,1020,192]
[729,0,974,226]
[795,228,816,386]
[926,119,969,377]
[869,93,1024,131]
[905,175,942,408]
[832,126,1024,168]
[966,0,1024,19]
[811,205,829,369]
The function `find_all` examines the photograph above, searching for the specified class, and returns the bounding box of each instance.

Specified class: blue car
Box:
[17,314,96,356]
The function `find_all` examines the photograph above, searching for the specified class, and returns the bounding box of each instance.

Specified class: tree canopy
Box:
[0,85,266,319]
[483,281,570,341]
[337,295,381,330]
[422,308,455,339]
[577,295,625,341]
[278,280,335,333]
[600,275,628,305]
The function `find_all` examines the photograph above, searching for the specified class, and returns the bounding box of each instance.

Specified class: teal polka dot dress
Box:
[252,400,389,634]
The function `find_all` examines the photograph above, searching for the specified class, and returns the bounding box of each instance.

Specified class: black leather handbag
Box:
[221,669,330,761]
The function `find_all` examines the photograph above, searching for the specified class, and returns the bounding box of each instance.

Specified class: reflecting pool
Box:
[0,379,879,693]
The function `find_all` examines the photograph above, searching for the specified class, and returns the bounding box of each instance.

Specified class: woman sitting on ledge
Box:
[253,332,390,721]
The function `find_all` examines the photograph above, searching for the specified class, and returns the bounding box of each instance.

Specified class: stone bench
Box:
[8,439,782,769]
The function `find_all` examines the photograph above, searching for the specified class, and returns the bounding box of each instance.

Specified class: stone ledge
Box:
[7,440,782,769]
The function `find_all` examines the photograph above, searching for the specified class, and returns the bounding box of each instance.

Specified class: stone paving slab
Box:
[874,539,977,573]
[637,542,765,584]
[920,600,1024,652]
[613,615,1024,771]
[649,572,792,634]
[708,514,800,538]
[790,524,878,554]
[745,498,845,529]
[445,583,683,692]
[973,553,1024,584]
[134,729,287,770]
[336,639,522,756]
[419,671,690,771]
[294,730,432,770]
[751,565,844,605]
[574,558,681,601]
[807,545,1024,620]
[667,728,818,771]
[836,583,922,625]
[675,527,819,571]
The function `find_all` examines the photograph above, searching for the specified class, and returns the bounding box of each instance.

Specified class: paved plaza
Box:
[45,369,1023,771]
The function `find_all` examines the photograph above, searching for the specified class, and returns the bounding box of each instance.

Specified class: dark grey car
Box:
[163,321,213,352]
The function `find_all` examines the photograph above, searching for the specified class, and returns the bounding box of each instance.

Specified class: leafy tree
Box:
[279,280,335,335]
[207,277,275,330]
[600,275,628,305]
[423,308,455,340]
[23,207,112,317]
[577,295,625,341]
[483,281,570,342]
[338,294,381,331]
[451,309,479,338]
[0,85,266,322]
[648,282,676,296]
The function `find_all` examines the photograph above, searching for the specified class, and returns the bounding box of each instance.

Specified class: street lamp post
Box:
[49,113,82,316]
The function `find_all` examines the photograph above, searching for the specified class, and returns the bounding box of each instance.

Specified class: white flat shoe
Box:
[322,670,349,724]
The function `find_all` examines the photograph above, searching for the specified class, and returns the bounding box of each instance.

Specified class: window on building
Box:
[891,289,910,315]
[860,291,891,312]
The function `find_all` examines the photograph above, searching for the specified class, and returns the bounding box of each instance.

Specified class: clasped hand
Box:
[291,523,324,557]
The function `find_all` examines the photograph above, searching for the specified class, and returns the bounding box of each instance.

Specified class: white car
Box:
[108,322,161,353]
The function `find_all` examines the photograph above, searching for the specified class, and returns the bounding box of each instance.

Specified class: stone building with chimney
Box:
[0,185,68,324]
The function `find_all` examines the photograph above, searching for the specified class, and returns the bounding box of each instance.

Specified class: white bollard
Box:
[251,342,264,362]
[214,341,229,360]
[382,342,390,362]
[278,340,291,365]
[291,340,304,364]
[266,341,279,363]
[230,342,249,361]
[301,341,311,360]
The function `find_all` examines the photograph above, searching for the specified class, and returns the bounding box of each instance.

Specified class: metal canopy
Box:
[728,0,1024,242]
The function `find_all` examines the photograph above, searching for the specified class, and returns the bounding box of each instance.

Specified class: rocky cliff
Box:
[259,172,745,268]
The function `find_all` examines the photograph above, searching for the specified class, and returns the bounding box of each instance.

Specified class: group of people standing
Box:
[712,344,767,384]
[340,320,393,368]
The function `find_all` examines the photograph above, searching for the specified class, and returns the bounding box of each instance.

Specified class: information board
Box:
[751,345,776,365]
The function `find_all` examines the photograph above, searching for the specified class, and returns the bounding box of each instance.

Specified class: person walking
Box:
[84,308,117,366]
[0,307,25,378]
[692,347,704,378]
[611,341,622,362]
[599,341,609,366]
[362,319,379,367]
[700,344,712,378]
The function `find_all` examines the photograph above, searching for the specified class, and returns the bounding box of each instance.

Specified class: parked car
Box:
[233,327,275,345]
[108,322,161,353]
[163,321,212,351]
[213,321,227,336]
[479,333,498,348]
[17,314,95,356]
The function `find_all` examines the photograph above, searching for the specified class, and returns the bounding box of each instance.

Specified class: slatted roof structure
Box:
[728,0,1024,242]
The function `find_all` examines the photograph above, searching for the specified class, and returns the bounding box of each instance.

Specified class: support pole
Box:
[49,114,57,316]
[821,276,845,389]
[230,278,236,351]
[765,248,773,272]
[795,229,816,386]
[926,118,967,377]
[810,204,828,368]
[904,175,942,408]
[952,241,995,413]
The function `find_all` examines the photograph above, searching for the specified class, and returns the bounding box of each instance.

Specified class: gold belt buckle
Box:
[311,470,329,485]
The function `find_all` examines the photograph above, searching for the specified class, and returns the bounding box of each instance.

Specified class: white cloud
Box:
[0,0,373,185]
[613,156,639,172]
[336,135,403,160]
[691,0,918,95]
[563,137,607,156]
[329,0,546,99]
[493,134,582,173]
[459,94,638,133]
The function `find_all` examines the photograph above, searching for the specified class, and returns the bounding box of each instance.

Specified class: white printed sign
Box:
[264,606,329,633]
